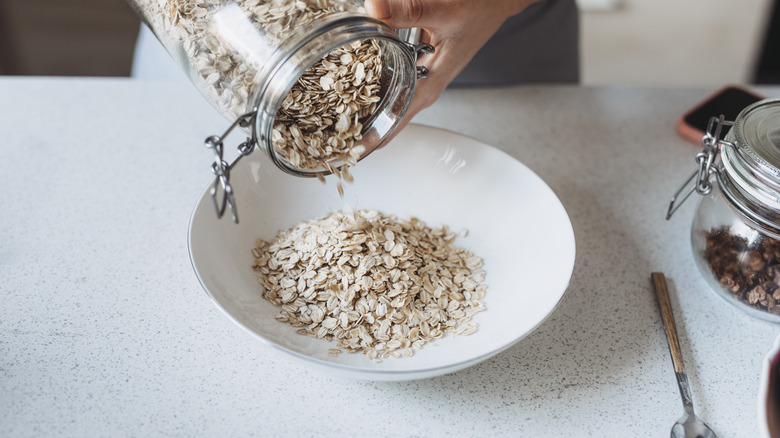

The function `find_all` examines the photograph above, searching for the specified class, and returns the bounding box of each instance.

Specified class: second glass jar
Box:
[687,98,780,322]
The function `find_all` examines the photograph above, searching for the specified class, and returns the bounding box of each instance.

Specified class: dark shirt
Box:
[451,0,580,86]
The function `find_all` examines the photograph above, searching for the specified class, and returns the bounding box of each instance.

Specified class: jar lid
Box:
[722,98,780,209]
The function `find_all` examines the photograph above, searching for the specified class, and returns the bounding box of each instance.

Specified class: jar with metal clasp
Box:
[668,98,780,322]
[126,0,433,222]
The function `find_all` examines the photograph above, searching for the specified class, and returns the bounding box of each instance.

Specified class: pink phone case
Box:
[676,85,764,145]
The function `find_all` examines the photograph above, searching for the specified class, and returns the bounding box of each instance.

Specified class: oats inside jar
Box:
[136,0,385,179]
[272,39,383,174]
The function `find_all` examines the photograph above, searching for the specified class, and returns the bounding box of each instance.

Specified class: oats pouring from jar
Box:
[129,0,433,220]
[135,0,384,174]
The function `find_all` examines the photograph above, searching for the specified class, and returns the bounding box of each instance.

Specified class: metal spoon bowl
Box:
[652,273,718,438]
[671,411,717,438]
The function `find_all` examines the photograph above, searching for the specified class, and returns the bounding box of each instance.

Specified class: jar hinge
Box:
[666,115,734,219]
[413,42,434,79]
[396,27,435,79]
[204,111,257,224]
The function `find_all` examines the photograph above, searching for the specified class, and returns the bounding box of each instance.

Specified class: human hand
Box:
[364,0,539,134]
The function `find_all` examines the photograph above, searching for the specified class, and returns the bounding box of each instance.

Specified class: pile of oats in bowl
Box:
[134,0,383,174]
[251,210,488,360]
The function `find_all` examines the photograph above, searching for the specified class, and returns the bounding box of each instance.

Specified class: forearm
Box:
[364,0,550,137]
[501,0,544,18]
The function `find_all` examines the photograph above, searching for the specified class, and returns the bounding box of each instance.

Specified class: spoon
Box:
[651,273,718,438]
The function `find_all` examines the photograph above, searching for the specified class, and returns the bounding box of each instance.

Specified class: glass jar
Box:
[670,98,780,322]
[127,0,430,221]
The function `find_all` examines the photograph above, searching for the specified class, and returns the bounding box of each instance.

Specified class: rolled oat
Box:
[252,210,488,360]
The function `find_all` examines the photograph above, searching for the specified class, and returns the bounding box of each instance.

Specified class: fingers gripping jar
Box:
[127,0,432,221]
[669,98,780,322]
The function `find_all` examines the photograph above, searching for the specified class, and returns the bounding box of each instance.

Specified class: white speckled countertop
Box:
[1,77,779,437]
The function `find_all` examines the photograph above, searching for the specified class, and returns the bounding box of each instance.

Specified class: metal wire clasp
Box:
[666,115,734,219]
[204,111,257,224]
[396,28,435,79]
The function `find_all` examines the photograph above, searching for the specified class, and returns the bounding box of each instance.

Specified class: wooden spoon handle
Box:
[652,272,686,373]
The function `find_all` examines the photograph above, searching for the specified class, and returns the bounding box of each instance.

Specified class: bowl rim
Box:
[759,333,780,437]
[186,123,576,379]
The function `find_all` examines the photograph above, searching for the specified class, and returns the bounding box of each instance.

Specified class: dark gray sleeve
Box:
[450,0,580,86]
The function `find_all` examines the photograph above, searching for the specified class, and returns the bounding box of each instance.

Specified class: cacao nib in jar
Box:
[691,184,780,318]
[680,98,780,322]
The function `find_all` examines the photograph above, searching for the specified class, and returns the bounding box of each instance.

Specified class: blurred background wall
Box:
[0,0,777,85]
[0,0,139,76]
[580,0,778,85]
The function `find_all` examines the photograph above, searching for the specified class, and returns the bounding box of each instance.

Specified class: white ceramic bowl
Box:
[759,333,780,438]
[188,124,576,380]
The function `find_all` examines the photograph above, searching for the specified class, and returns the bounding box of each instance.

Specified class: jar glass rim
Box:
[251,14,417,176]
